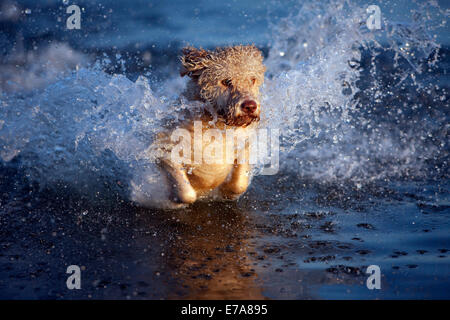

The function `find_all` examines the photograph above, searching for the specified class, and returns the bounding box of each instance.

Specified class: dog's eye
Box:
[251,77,257,85]
[221,79,232,87]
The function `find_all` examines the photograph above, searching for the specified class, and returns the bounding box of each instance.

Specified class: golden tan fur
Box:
[181,45,266,126]
[155,45,266,208]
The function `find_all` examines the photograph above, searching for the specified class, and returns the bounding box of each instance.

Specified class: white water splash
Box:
[0,0,447,206]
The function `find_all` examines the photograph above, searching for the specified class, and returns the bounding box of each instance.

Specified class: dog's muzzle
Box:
[240,100,258,115]
[227,99,260,127]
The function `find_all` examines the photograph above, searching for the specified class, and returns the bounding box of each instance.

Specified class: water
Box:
[0,0,449,299]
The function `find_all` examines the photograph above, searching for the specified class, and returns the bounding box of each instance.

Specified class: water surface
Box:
[0,0,449,299]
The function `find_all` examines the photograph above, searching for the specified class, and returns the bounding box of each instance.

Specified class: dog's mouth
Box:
[225,114,260,127]
[214,102,260,127]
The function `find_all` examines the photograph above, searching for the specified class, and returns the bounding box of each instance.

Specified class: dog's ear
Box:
[180,47,212,78]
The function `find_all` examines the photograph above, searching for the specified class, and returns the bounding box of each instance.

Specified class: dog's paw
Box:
[171,186,197,204]
[218,190,243,201]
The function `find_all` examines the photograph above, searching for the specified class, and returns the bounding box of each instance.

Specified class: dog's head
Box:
[180,45,266,127]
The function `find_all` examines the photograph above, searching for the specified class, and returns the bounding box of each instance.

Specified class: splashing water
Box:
[0,0,448,205]
[262,0,447,182]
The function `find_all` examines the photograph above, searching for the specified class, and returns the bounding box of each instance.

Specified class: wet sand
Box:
[1,167,448,299]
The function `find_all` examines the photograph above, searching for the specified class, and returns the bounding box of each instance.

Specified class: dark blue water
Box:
[0,0,449,299]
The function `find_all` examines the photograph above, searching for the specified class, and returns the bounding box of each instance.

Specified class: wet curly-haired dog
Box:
[132,45,266,209]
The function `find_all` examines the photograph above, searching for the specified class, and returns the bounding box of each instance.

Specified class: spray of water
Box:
[261,0,447,182]
[0,0,447,205]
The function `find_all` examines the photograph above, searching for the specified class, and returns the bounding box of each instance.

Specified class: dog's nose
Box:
[240,100,258,114]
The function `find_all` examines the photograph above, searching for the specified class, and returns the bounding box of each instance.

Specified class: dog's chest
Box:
[187,163,233,191]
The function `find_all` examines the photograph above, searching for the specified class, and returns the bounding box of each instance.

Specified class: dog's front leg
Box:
[220,163,251,200]
[161,160,197,204]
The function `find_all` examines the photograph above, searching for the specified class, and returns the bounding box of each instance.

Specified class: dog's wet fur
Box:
[133,45,266,209]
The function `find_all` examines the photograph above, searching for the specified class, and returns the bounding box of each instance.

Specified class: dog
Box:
[131,45,266,209]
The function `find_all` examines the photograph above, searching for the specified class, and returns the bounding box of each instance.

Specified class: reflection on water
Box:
[0,164,449,299]
[161,202,265,299]
[0,163,267,299]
